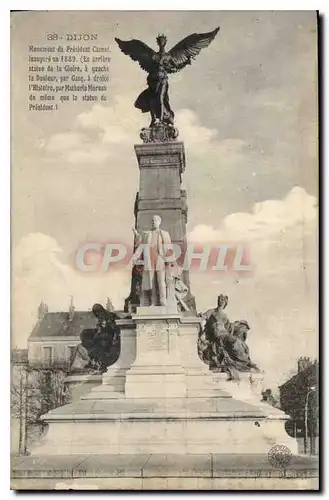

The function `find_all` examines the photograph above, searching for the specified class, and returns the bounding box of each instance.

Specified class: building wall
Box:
[28,337,80,365]
[279,361,318,455]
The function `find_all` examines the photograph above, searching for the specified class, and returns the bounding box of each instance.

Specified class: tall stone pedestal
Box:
[126,140,196,312]
[31,308,298,457]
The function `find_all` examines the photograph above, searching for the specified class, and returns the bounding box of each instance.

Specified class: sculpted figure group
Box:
[198,294,260,380]
[71,216,191,374]
[70,216,258,380]
[70,291,258,378]
[70,304,120,374]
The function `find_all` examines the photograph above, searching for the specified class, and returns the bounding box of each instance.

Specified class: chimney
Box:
[298,356,312,373]
[38,300,48,319]
[68,295,75,321]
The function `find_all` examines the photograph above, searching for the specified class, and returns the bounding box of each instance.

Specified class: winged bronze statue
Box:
[115,27,220,128]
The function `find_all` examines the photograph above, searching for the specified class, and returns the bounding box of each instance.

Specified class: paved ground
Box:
[12,453,319,480]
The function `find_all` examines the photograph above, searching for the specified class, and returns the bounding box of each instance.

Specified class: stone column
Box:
[126,140,196,312]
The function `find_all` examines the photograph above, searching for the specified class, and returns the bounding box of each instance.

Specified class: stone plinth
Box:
[65,374,103,401]
[82,310,222,401]
[179,315,220,397]
[83,319,136,399]
[125,308,185,398]
[126,140,195,312]
[213,372,265,403]
[30,310,298,457]
[31,395,298,456]
[212,372,293,421]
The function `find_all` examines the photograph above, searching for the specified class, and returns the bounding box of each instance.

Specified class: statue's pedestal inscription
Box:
[147,327,168,351]
[125,310,185,398]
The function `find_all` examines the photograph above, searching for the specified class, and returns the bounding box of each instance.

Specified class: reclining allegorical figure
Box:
[198,294,260,380]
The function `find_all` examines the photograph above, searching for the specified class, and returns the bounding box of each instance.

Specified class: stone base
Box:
[32,396,298,456]
[32,311,298,461]
[139,123,179,143]
[212,372,289,419]
[213,372,265,402]
[125,365,187,398]
[11,453,319,491]
[65,374,103,401]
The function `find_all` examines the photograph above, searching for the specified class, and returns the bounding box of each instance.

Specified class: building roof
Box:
[29,311,96,339]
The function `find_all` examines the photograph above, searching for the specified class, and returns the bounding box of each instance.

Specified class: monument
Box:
[13,27,310,487]
[119,28,223,312]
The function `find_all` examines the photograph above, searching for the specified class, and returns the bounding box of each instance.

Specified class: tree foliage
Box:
[11,359,72,454]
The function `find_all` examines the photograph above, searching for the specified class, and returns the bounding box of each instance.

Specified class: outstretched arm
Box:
[132,227,142,244]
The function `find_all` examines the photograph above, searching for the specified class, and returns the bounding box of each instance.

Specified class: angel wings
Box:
[114,27,220,129]
[115,27,220,74]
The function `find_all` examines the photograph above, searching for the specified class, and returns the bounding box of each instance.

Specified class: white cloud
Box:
[175,109,246,172]
[66,147,110,164]
[12,233,130,348]
[187,187,317,387]
[188,186,316,243]
[42,99,246,170]
[77,95,141,145]
[43,95,143,164]
[46,132,86,152]
[176,109,218,145]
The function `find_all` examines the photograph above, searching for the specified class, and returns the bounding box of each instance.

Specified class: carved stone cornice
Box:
[134,142,186,175]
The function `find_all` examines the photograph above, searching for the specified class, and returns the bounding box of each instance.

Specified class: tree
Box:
[11,364,28,455]
[11,357,72,455]
[29,364,71,425]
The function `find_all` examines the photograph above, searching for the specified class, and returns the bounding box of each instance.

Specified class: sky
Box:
[11,10,318,387]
